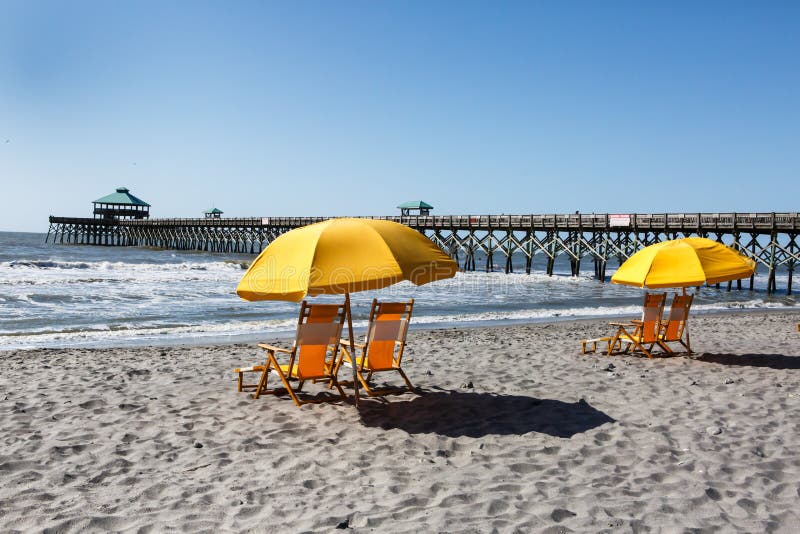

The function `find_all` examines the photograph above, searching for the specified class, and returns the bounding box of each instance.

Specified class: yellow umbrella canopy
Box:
[611,237,756,288]
[237,218,458,301]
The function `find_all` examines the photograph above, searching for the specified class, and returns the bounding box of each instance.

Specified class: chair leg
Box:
[335,353,371,392]
[330,349,351,389]
[357,368,416,397]
[625,338,653,358]
[656,341,675,355]
[252,361,271,400]
[237,372,243,392]
[609,326,633,355]
[328,356,340,390]
[615,340,633,355]
[330,376,347,400]
[270,362,302,406]
[284,385,303,406]
[356,368,376,396]
[396,368,416,392]
[607,335,622,355]
[638,341,655,358]
[657,337,691,355]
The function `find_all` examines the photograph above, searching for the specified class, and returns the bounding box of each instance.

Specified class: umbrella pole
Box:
[345,292,359,407]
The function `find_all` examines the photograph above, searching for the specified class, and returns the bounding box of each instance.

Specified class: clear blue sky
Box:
[1,1,798,232]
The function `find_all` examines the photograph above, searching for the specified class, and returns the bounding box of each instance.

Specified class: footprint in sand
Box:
[550,508,577,522]
[78,399,106,410]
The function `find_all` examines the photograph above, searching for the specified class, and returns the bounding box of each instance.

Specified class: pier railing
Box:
[46,212,800,294]
[48,212,800,230]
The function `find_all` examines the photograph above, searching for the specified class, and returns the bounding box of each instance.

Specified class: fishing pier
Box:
[47,212,800,295]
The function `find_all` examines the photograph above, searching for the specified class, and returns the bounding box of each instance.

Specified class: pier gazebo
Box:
[93,187,150,220]
[204,207,224,219]
[398,201,433,216]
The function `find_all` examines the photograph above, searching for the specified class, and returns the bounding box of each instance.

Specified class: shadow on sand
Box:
[693,352,800,370]
[357,389,615,438]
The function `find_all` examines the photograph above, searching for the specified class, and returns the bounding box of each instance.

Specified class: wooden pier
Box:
[47,212,800,294]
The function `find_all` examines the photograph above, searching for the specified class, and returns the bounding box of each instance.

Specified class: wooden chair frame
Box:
[608,292,666,358]
[334,299,416,396]
[656,293,694,354]
[235,301,347,406]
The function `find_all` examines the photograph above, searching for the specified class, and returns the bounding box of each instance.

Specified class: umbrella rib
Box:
[364,223,406,285]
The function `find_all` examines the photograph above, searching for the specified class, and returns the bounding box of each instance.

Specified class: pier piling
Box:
[46,212,800,293]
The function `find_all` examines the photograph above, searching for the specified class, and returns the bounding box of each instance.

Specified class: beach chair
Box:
[335,299,416,396]
[608,292,666,358]
[657,293,694,354]
[234,301,347,406]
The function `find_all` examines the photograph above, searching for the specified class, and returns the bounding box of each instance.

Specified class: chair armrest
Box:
[234,365,266,373]
[257,343,292,354]
[339,338,366,349]
[609,322,635,327]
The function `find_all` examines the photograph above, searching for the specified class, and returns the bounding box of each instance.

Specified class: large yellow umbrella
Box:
[611,237,756,289]
[237,217,458,404]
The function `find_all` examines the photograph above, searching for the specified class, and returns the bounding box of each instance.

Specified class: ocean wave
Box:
[0,318,299,350]
[1,297,795,350]
[5,230,797,351]
[0,259,248,289]
[2,259,246,272]
[8,260,93,269]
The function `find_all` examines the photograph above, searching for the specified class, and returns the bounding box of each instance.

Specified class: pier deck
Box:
[47,212,800,294]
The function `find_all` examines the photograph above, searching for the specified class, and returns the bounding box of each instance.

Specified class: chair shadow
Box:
[357,389,615,438]
[693,353,800,370]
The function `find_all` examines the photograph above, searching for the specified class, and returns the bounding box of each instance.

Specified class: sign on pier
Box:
[609,214,631,227]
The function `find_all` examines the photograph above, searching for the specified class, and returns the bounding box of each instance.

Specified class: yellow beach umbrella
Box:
[611,237,756,289]
[237,217,458,404]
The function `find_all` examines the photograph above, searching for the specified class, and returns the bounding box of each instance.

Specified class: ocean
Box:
[0,231,795,350]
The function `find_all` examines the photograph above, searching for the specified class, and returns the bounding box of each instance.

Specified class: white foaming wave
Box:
[692,300,795,311]
[442,271,597,286]
[1,296,796,351]
[352,271,602,302]
[409,298,797,327]
[0,259,247,287]
[6,260,95,269]
[2,259,248,273]
[0,319,288,350]
[411,304,644,325]
[3,260,787,293]
[0,316,374,350]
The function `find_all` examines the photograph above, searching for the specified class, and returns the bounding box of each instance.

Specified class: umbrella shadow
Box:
[692,352,800,370]
[357,390,615,438]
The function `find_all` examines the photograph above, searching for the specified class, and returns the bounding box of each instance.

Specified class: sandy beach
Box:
[2,310,800,532]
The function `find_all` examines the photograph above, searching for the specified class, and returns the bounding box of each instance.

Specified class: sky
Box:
[0,1,798,232]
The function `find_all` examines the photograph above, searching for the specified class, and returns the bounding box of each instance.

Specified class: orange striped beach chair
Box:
[657,293,694,354]
[608,292,667,358]
[234,301,347,406]
[335,299,416,396]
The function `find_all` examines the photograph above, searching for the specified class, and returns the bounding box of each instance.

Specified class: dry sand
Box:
[2,310,800,533]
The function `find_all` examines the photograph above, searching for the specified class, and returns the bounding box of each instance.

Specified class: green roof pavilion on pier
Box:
[93,187,151,220]
[397,200,433,216]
